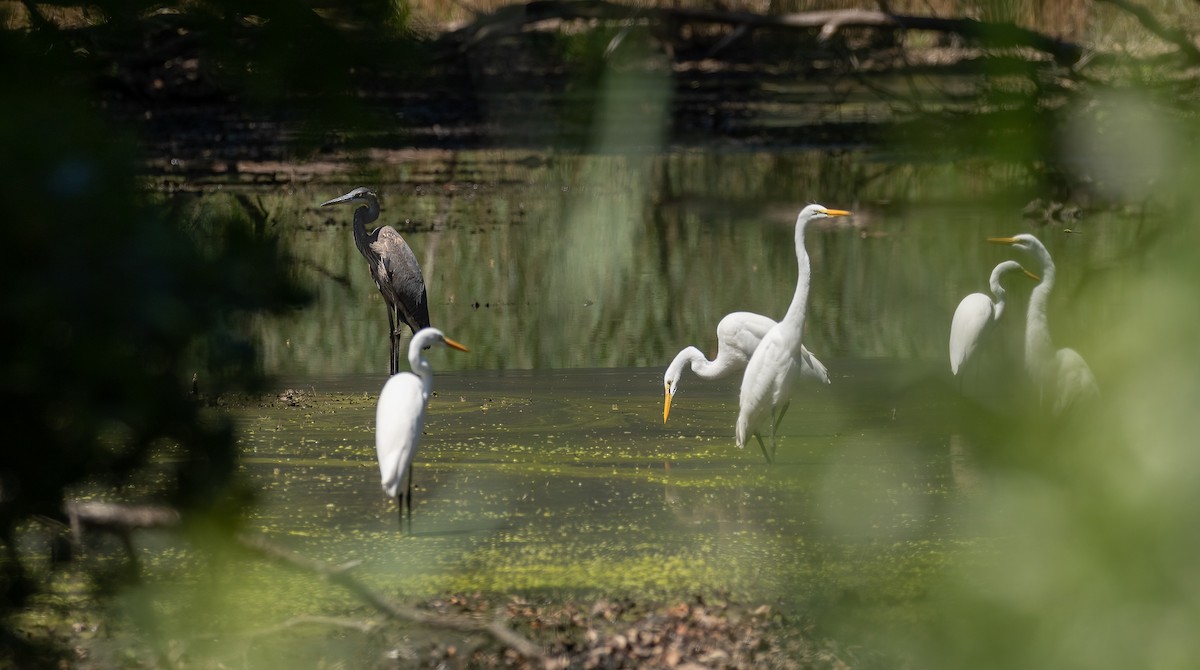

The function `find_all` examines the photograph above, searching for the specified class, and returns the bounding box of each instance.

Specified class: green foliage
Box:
[0,22,308,663]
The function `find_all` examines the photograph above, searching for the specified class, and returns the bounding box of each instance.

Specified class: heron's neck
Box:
[1025,260,1056,371]
[352,204,381,263]
[777,223,812,348]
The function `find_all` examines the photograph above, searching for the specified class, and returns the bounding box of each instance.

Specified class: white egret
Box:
[375,327,468,523]
[988,234,1099,414]
[663,311,830,424]
[948,260,1039,376]
[736,204,851,462]
[322,187,431,375]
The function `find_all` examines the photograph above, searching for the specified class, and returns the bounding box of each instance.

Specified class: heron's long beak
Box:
[663,390,673,424]
[988,236,1019,245]
[823,209,852,217]
[320,192,356,207]
[443,337,469,353]
[1022,269,1041,281]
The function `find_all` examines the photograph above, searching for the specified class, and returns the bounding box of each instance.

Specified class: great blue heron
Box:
[375,327,469,524]
[736,204,851,462]
[949,260,1039,376]
[988,234,1099,414]
[663,311,830,424]
[322,187,431,375]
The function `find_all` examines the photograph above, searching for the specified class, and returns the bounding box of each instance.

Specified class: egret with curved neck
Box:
[322,187,431,375]
[736,204,850,461]
[375,327,469,525]
[663,311,829,424]
[988,234,1099,414]
[949,260,1039,376]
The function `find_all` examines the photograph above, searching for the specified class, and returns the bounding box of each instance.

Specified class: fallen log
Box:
[442,0,1084,66]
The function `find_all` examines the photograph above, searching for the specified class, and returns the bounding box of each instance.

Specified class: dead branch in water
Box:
[62,502,546,662]
[235,532,548,664]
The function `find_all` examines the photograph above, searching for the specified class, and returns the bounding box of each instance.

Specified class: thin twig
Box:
[241,614,380,637]
[235,533,547,663]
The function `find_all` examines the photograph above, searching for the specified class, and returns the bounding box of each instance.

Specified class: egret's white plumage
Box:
[663,311,830,423]
[949,260,1038,376]
[988,234,1099,414]
[375,327,468,521]
[736,204,850,461]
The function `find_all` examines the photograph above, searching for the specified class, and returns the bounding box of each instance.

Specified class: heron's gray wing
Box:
[373,227,431,334]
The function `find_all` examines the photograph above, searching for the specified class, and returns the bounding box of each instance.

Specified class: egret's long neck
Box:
[352,202,381,264]
[676,346,716,378]
[989,272,1007,321]
[409,350,435,397]
[777,221,812,350]
[1025,255,1056,372]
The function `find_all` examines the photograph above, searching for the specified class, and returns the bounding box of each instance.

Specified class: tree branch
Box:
[235,533,547,663]
[441,1,1085,65]
[240,614,380,637]
[1096,0,1200,64]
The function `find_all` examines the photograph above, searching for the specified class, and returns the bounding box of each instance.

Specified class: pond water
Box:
[228,150,1144,376]
[151,149,1155,660]
[221,359,969,651]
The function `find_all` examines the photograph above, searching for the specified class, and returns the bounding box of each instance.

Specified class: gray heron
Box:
[322,187,431,375]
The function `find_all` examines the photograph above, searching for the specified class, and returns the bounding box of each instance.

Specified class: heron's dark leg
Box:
[385,306,398,375]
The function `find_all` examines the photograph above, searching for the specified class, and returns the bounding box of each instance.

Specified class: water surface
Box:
[223,150,1142,378]
[211,355,988,655]
[152,149,1154,662]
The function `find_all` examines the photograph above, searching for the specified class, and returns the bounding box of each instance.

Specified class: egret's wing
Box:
[736,336,788,448]
[375,373,427,499]
[1053,348,1099,415]
[720,311,776,342]
[797,345,830,384]
[716,312,775,373]
[949,293,994,375]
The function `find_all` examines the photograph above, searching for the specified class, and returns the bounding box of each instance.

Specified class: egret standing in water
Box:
[375,327,469,524]
[949,260,1039,377]
[736,204,851,462]
[663,311,829,424]
[988,234,1099,414]
[322,187,431,375]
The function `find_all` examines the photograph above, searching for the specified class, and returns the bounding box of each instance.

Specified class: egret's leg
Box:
[405,465,415,528]
[754,433,773,464]
[773,401,790,433]
[771,402,790,461]
[769,408,780,462]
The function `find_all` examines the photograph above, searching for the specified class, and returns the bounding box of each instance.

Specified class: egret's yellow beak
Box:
[1022,269,1041,281]
[823,209,852,217]
[444,337,469,353]
[663,387,673,424]
[988,236,1019,244]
